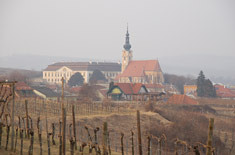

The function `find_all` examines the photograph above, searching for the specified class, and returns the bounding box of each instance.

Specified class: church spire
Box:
[123,25,131,51]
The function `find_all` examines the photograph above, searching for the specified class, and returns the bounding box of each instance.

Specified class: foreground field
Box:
[0,97,234,154]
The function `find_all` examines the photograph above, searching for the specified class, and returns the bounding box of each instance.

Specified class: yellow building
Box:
[184,85,197,95]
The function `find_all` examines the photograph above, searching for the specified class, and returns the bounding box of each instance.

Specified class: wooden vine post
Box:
[102,122,108,155]
[46,111,51,155]
[20,118,24,155]
[62,108,67,155]
[25,100,30,138]
[121,132,124,155]
[28,130,34,155]
[147,135,151,155]
[61,77,67,155]
[206,118,214,155]
[69,124,75,155]
[59,121,62,155]
[131,130,134,155]
[107,132,111,155]
[61,77,64,109]
[52,123,56,145]
[72,105,77,150]
[0,122,4,147]
[37,117,42,155]
[5,119,10,150]
[137,110,142,155]
[10,82,15,151]
[14,117,20,152]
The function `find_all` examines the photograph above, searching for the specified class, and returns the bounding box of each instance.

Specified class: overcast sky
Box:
[1,0,235,61]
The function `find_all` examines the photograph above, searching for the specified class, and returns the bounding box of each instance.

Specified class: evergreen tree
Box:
[109,81,114,91]
[89,69,107,84]
[196,71,205,97]
[196,71,216,97]
[68,72,84,87]
[204,79,217,97]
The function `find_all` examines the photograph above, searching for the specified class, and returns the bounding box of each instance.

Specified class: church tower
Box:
[122,26,133,73]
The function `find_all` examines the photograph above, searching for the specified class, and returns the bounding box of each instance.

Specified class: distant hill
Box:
[0,67,41,78]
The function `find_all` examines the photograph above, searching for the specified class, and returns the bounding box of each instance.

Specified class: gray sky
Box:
[1,0,235,80]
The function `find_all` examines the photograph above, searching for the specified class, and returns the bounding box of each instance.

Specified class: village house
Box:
[214,84,235,99]
[15,81,37,98]
[107,83,148,100]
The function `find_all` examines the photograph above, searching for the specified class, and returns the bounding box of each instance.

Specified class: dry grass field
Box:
[0,97,234,154]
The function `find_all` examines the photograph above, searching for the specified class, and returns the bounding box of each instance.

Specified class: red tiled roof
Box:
[167,94,198,105]
[69,86,82,93]
[214,84,235,98]
[15,82,32,90]
[115,83,133,94]
[131,83,144,94]
[120,60,162,77]
[113,83,146,95]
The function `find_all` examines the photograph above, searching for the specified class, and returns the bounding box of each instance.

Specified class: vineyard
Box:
[0,82,235,155]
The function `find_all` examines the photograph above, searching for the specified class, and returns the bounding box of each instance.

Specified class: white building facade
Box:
[43,62,121,84]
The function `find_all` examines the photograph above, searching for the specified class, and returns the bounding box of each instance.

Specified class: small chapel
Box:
[115,27,164,84]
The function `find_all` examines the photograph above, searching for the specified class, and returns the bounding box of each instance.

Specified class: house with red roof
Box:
[0,81,37,101]
[214,84,235,99]
[107,83,148,100]
[15,81,37,98]
[115,27,164,84]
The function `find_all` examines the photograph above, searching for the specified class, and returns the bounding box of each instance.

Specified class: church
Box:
[115,28,164,84]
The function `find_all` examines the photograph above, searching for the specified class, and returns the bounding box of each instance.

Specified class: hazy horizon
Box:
[1,0,235,83]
